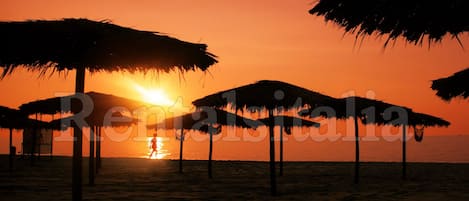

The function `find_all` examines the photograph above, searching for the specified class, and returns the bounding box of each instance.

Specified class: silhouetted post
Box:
[208,128,213,179]
[9,128,13,171]
[89,126,95,186]
[269,110,277,196]
[179,129,184,173]
[354,116,360,184]
[72,67,85,201]
[96,127,101,172]
[402,125,407,180]
[279,126,284,176]
[50,116,54,160]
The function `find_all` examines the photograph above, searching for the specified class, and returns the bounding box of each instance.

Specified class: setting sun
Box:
[134,84,174,106]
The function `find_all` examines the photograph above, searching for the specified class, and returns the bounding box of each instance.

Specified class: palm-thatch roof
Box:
[20,91,148,115]
[300,96,411,124]
[431,68,469,101]
[408,112,450,127]
[300,96,450,127]
[257,115,320,129]
[341,96,412,126]
[0,18,218,78]
[0,105,50,129]
[309,0,469,46]
[192,80,338,112]
[49,111,139,131]
[148,108,259,131]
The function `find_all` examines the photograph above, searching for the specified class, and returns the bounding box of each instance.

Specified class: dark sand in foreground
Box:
[1,156,468,200]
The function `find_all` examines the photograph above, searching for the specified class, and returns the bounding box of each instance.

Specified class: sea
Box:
[2,129,468,163]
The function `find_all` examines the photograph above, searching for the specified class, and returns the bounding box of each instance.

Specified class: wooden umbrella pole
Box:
[208,127,213,179]
[269,110,277,196]
[279,126,283,176]
[402,125,407,180]
[354,116,360,184]
[50,115,54,160]
[72,67,85,201]
[31,113,37,166]
[9,128,13,171]
[179,129,183,173]
[89,126,95,186]
[96,126,101,171]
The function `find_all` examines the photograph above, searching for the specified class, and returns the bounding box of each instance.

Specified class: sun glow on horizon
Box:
[134,84,174,106]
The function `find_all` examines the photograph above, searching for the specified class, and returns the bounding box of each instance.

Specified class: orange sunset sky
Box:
[0,0,468,158]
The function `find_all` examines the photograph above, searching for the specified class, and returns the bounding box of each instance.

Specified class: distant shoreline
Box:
[2,155,468,164]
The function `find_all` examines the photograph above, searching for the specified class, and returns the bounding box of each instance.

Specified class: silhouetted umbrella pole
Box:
[9,128,13,170]
[353,114,360,184]
[178,129,184,173]
[279,126,284,176]
[89,126,95,185]
[208,125,214,178]
[401,112,449,179]
[258,116,320,177]
[402,125,407,179]
[268,110,275,190]
[95,126,102,173]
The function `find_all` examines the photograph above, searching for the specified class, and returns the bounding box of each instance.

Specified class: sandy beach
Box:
[1,155,468,201]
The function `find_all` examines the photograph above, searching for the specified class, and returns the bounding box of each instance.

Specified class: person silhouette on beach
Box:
[149,133,157,158]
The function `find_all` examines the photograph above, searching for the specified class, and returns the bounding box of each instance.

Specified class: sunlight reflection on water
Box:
[146,137,170,159]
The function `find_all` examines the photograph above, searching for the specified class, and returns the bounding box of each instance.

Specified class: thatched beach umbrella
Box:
[257,115,319,176]
[192,80,338,195]
[0,106,50,170]
[310,0,469,100]
[19,91,150,115]
[399,112,450,179]
[0,18,217,200]
[431,68,469,101]
[309,0,469,46]
[20,91,146,185]
[301,96,411,183]
[148,108,258,178]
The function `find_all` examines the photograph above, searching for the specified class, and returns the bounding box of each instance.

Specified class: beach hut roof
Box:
[19,91,148,115]
[49,111,139,130]
[431,68,469,101]
[148,108,259,131]
[192,80,338,112]
[0,18,217,78]
[0,105,50,129]
[408,112,450,127]
[309,0,469,46]
[257,115,320,129]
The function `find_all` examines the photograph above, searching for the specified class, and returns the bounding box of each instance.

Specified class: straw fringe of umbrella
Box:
[310,0,469,46]
[0,18,217,78]
[431,68,469,101]
[19,91,149,115]
[192,80,338,112]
